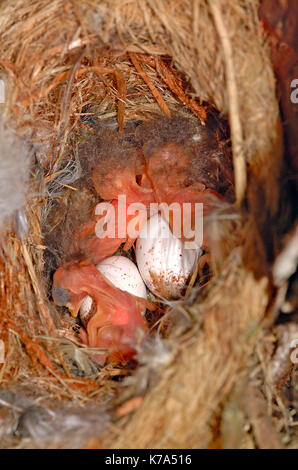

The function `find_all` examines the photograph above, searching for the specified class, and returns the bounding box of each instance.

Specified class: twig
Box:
[209,0,247,204]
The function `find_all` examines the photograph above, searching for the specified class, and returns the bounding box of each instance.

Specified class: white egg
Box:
[96,255,147,300]
[80,256,147,320]
[136,213,200,299]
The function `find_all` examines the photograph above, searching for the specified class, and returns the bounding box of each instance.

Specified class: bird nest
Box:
[0,0,296,449]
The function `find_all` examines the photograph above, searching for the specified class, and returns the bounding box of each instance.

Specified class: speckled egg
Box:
[96,255,147,300]
[80,256,147,321]
[136,213,200,299]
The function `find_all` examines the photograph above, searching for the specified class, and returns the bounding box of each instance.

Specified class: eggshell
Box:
[96,256,147,300]
[79,295,95,327]
[136,213,200,299]
[80,256,147,321]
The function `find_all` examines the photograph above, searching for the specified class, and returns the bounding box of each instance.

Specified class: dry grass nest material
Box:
[0,0,296,449]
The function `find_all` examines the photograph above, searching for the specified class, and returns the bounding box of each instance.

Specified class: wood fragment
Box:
[113,44,169,56]
[114,69,127,133]
[116,396,144,418]
[20,66,115,105]
[84,437,101,449]
[45,37,93,58]
[244,385,284,449]
[269,323,298,389]
[129,52,171,118]
[9,321,100,392]
[9,322,55,373]
[155,57,206,124]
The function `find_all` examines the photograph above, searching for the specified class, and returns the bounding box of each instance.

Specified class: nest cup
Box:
[0,0,285,449]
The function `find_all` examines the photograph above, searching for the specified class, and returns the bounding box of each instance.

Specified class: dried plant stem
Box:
[20,66,115,106]
[209,0,247,204]
[114,70,126,133]
[244,385,284,449]
[155,57,207,124]
[129,52,171,118]
[21,243,56,332]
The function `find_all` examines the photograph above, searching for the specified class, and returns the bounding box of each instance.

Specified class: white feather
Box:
[0,121,32,228]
